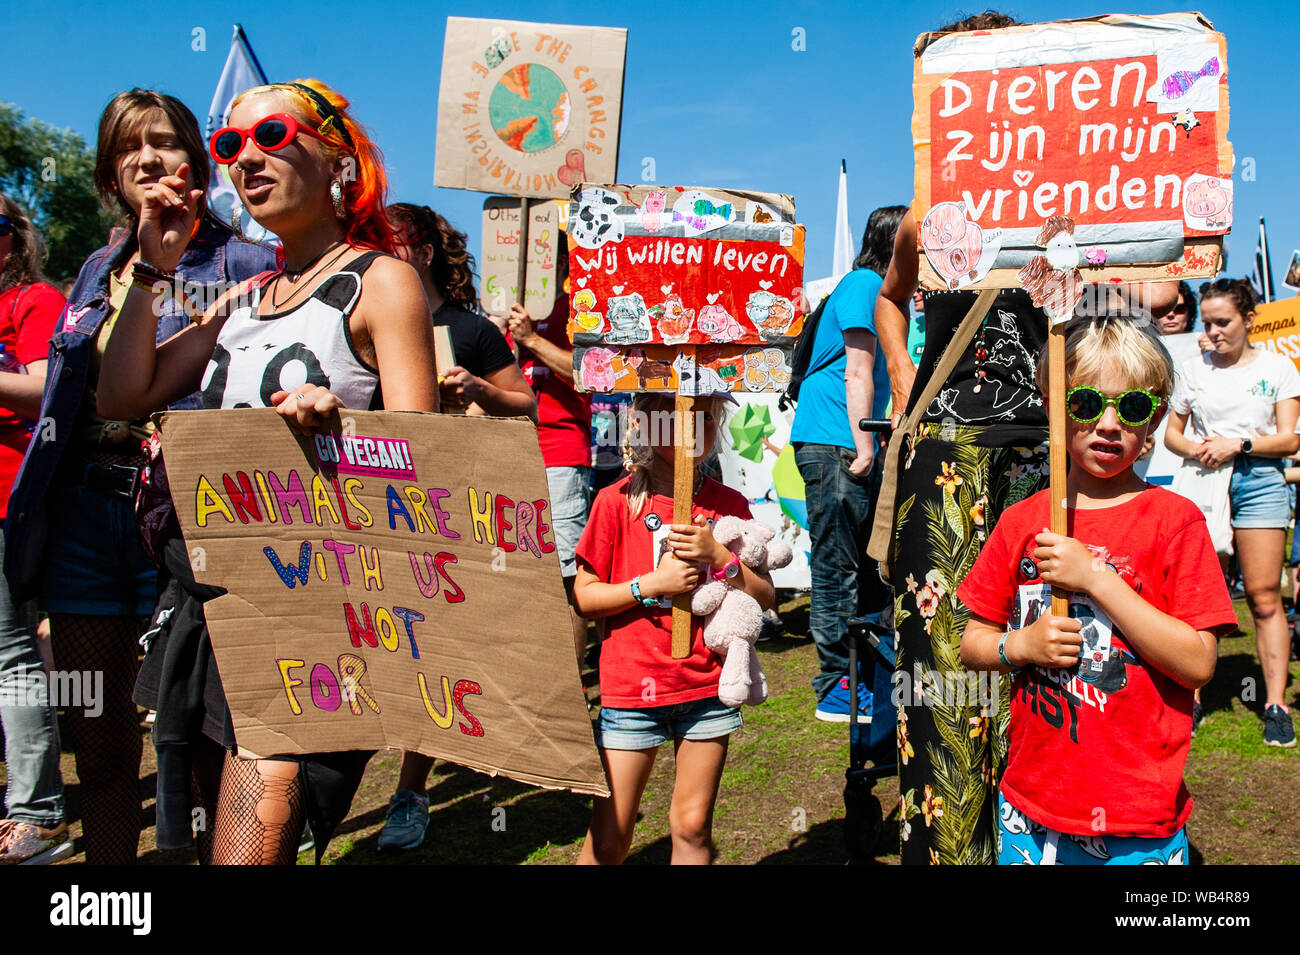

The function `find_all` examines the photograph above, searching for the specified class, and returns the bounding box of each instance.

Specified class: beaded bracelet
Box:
[132,260,175,283]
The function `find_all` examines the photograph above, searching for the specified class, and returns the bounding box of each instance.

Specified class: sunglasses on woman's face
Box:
[0,215,13,237]
[208,113,333,165]
[1066,386,1161,427]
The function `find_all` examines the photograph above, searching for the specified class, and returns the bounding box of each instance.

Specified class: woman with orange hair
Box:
[98,79,438,864]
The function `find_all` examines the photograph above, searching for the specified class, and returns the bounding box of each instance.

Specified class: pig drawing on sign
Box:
[639,190,667,232]
[697,303,745,343]
[1183,174,1233,231]
[580,347,619,392]
[921,201,1001,290]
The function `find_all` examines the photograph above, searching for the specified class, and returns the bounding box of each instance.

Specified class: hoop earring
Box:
[330,179,344,219]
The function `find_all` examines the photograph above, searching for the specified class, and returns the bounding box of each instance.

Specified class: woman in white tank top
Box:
[98,79,438,863]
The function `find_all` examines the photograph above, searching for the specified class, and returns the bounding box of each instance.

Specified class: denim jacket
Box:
[4,218,275,601]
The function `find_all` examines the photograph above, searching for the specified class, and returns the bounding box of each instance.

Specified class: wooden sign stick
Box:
[515,196,532,308]
[1048,321,1069,616]
[672,387,696,659]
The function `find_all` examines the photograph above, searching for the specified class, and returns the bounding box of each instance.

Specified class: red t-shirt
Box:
[0,282,64,518]
[575,473,753,708]
[957,486,1237,837]
[518,295,592,468]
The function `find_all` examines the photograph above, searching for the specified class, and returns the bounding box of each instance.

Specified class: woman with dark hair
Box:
[97,78,438,864]
[0,194,71,864]
[4,91,275,864]
[791,203,905,720]
[1166,278,1299,746]
[388,203,535,420]
[377,202,534,851]
[1156,281,1198,335]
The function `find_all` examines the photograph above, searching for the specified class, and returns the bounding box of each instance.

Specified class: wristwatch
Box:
[1241,437,1253,455]
[712,555,741,582]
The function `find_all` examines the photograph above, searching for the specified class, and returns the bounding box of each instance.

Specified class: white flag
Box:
[207,25,275,245]
[831,159,853,283]
[1251,217,1273,304]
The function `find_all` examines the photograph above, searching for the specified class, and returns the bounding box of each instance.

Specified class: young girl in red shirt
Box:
[573,392,775,864]
[959,316,1236,865]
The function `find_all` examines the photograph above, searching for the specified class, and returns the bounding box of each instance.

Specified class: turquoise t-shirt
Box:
[790,268,890,449]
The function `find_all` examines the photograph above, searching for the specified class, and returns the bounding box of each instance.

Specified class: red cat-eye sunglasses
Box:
[208,114,334,165]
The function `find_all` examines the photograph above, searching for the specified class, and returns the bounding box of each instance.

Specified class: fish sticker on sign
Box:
[672,189,736,238]
[1146,44,1223,114]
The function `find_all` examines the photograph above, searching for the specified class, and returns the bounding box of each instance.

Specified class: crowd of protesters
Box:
[0,9,1294,869]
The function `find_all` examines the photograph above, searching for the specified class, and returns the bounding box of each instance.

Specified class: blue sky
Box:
[8,0,1298,289]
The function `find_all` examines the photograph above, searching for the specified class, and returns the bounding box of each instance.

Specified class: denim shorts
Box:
[545,465,593,578]
[597,696,742,750]
[39,481,159,616]
[1229,457,1291,530]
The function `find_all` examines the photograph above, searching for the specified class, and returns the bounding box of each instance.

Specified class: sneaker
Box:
[0,820,74,865]
[815,675,873,723]
[1263,705,1297,748]
[1191,701,1204,737]
[377,790,430,851]
[757,610,784,644]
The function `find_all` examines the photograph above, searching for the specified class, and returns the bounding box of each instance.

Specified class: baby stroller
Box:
[843,614,897,861]
[843,417,897,862]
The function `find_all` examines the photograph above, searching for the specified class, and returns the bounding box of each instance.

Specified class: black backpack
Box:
[777,293,838,412]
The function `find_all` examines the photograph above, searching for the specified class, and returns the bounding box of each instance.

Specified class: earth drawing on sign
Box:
[489,63,571,153]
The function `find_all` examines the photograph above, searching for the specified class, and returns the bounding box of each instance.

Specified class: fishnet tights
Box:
[211,752,305,865]
[189,736,225,864]
[49,614,144,865]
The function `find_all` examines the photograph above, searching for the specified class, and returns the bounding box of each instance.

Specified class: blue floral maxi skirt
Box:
[891,423,1049,865]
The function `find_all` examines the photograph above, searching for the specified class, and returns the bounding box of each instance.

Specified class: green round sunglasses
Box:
[1066,386,1162,427]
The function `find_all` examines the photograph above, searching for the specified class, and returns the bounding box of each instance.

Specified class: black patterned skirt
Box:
[891,422,1049,865]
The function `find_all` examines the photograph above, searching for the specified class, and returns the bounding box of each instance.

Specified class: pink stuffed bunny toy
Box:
[691,516,793,706]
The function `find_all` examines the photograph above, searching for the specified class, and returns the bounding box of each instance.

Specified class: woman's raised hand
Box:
[137,161,203,272]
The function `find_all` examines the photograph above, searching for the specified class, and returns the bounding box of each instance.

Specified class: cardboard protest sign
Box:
[1284,251,1300,293]
[435,17,627,200]
[912,13,1232,301]
[159,409,607,795]
[1132,330,1202,487]
[481,197,562,319]
[567,184,806,393]
[572,342,794,395]
[1248,298,1300,377]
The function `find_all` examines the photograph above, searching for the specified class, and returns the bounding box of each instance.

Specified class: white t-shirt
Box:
[1170,348,1300,440]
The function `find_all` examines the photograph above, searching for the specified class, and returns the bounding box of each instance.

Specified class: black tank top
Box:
[907,287,1048,446]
